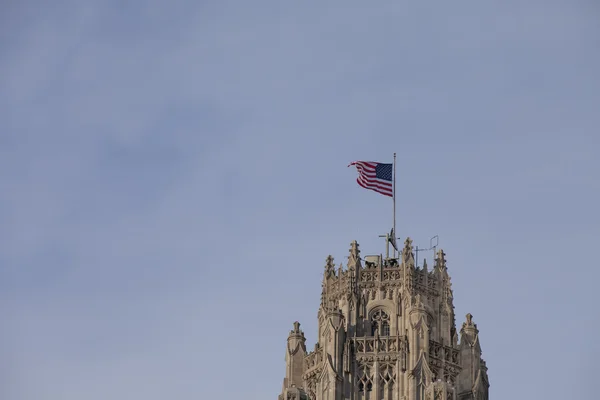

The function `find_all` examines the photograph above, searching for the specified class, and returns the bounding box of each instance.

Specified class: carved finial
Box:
[436,249,446,269]
[404,237,413,252]
[348,240,361,270]
[460,313,478,336]
[402,237,414,266]
[324,255,335,277]
[290,321,305,340]
[326,255,334,267]
[350,240,360,257]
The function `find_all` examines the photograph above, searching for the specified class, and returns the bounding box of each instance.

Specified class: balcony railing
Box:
[352,336,406,353]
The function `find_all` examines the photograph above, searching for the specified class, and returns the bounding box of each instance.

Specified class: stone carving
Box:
[370,309,390,336]
[324,255,335,277]
[402,237,415,266]
[379,362,396,387]
[278,239,489,400]
[306,380,316,400]
[348,240,361,271]
[436,249,446,269]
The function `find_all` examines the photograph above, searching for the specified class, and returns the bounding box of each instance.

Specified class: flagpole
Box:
[393,152,396,259]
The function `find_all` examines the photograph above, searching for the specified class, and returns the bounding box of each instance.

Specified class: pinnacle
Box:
[325,255,334,268]
[461,313,478,333]
[291,321,304,335]
[324,255,336,277]
[402,237,415,266]
[436,249,447,269]
[278,236,489,400]
[347,240,361,270]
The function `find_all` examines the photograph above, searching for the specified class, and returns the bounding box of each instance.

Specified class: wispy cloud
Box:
[1,1,598,399]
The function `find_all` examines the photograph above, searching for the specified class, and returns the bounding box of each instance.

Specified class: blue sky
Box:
[1,1,598,399]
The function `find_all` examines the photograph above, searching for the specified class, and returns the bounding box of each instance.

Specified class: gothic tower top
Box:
[278,238,489,400]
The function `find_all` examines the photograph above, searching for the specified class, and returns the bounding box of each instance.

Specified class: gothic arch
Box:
[366,299,394,315]
[368,307,391,337]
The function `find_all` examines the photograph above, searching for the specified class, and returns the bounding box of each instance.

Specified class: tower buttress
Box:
[319,307,345,400]
[457,314,490,400]
[408,294,430,368]
[279,322,307,400]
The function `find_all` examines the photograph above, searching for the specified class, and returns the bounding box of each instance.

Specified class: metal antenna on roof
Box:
[415,235,439,268]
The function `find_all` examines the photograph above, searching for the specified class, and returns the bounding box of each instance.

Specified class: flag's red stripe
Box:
[352,162,377,172]
[355,170,392,186]
[357,180,393,196]
[349,160,393,198]
[354,164,376,173]
[357,174,393,190]
[354,165,382,179]
[357,176,393,194]
[349,161,378,171]
[357,178,393,197]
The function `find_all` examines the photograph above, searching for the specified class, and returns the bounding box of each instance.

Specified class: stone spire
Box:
[324,255,335,279]
[347,240,361,271]
[321,255,339,310]
[435,249,447,270]
[402,237,415,268]
[346,240,362,301]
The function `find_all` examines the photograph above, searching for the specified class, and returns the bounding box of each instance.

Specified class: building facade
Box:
[278,238,489,400]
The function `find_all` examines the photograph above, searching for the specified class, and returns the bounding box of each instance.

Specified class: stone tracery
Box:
[279,239,489,400]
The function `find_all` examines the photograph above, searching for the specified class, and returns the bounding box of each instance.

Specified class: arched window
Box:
[382,321,390,336]
[370,309,390,336]
[357,365,373,394]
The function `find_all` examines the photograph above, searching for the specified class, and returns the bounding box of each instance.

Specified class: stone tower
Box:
[278,239,489,400]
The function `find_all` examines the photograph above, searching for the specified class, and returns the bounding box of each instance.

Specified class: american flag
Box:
[348,161,393,197]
